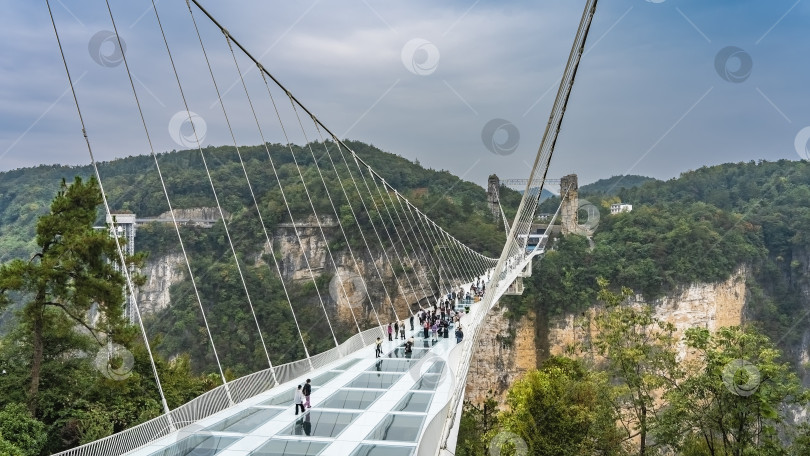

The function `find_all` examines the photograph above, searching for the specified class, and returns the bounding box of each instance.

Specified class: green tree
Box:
[457,394,499,456]
[0,403,46,456]
[657,326,806,456]
[0,177,140,414]
[590,278,680,455]
[494,356,628,456]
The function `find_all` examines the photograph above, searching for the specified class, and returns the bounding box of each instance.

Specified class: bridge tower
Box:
[107,213,137,323]
[487,174,500,220]
[560,174,579,236]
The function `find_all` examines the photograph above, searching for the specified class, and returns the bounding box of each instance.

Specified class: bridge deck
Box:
[126,302,480,456]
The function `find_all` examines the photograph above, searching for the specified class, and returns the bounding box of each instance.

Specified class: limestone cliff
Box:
[135,215,437,324]
[135,252,185,315]
[258,216,437,323]
[464,307,538,405]
[465,267,748,406]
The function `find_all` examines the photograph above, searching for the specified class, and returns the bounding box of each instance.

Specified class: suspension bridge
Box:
[43,0,600,454]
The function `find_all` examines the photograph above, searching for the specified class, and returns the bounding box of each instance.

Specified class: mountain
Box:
[503,159,810,367]
[0,141,517,372]
[579,174,658,195]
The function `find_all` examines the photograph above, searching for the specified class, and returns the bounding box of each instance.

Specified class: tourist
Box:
[410,315,414,331]
[423,320,429,339]
[394,320,399,338]
[303,378,312,409]
[456,327,464,343]
[388,323,393,341]
[294,385,305,415]
[375,337,383,358]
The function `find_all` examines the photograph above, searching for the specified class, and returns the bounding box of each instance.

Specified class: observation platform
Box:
[125,299,484,456]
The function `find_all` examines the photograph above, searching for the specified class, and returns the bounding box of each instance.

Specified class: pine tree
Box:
[0,176,139,415]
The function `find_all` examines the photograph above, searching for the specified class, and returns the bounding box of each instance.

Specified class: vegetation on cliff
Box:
[507,160,810,349]
[462,282,809,456]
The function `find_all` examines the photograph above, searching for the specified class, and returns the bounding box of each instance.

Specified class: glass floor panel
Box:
[426,360,446,374]
[318,390,384,410]
[261,389,295,406]
[250,439,330,456]
[413,374,443,391]
[393,392,433,413]
[365,414,425,442]
[147,435,238,456]
[332,358,362,371]
[311,370,342,385]
[366,359,413,373]
[279,411,360,438]
[349,444,415,456]
[319,390,384,410]
[346,373,403,389]
[260,387,320,406]
[207,407,283,433]
[386,348,428,360]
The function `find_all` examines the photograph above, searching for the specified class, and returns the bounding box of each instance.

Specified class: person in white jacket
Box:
[294,385,305,415]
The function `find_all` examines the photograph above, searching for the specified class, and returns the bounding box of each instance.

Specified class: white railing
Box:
[54,325,387,456]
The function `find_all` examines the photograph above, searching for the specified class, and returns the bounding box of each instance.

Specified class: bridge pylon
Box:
[560,174,579,236]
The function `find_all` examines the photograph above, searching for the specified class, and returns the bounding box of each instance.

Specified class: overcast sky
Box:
[1,0,808,190]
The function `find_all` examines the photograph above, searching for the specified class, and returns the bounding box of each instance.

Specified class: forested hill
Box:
[512,159,810,354]
[0,140,518,262]
[0,141,521,356]
[579,174,657,195]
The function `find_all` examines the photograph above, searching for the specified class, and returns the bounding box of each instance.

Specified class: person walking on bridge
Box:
[375,337,383,358]
[294,385,305,415]
[409,314,414,331]
[387,323,393,341]
[303,379,312,409]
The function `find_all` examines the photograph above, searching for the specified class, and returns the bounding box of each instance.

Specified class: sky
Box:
[1,0,808,191]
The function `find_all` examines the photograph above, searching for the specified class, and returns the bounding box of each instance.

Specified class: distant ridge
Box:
[580,174,657,195]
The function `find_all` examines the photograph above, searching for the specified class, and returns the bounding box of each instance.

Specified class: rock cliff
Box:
[465,267,748,406]
[135,214,438,324]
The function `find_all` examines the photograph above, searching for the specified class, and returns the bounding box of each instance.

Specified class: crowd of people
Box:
[300,276,489,417]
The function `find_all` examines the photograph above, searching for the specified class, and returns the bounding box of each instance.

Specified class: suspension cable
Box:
[183,0,276,374]
[44,0,174,424]
[148,0,236,403]
[308,129,387,336]
[285,96,372,342]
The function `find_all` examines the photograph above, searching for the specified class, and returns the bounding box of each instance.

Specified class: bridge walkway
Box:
[127,294,484,456]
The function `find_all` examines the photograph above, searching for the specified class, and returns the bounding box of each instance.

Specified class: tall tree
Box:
[494,356,628,456]
[589,278,681,455]
[657,326,807,456]
[0,176,138,414]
